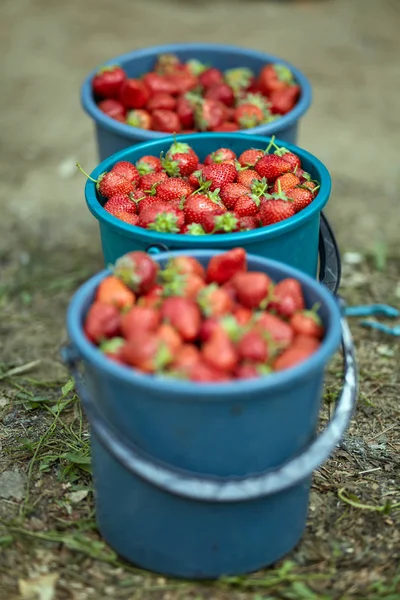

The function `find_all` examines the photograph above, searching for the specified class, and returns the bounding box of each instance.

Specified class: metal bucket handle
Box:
[146,212,342,295]
[62,316,357,503]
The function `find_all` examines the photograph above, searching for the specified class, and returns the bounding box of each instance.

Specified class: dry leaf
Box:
[19,573,59,600]
[68,489,89,504]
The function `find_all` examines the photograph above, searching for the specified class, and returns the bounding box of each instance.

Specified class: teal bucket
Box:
[84,133,332,282]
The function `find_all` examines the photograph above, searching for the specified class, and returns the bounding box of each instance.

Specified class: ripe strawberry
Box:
[290,310,324,339]
[121,306,160,339]
[211,122,240,132]
[172,344,201,370]
[113,251,159,295]
[219,183,249,209]
[138,202,184,233]
[195,99,227,131]
[202,328,238,373]
[197,284,233,317]
[256,313,294,346]
[204,148,237,166]
[237,215,260,230]
[206,248,247,285]
[138,285,164,309]
[136,195,163,214]
[238,148,264,168]
[224,68,254,93]
[302,181,319,194]
[136,155,163,175]
[100,337,126,364]
[205,83,235,107]
[184,191,225,225]
[273,345,315,372]
[120,79,150,109]
[259,199,295,225]
[188,361,230,383]
[160,297,201,342]
[255,154,292,181]
[111,161,140,185]
[166,256,205,279]
[92,65,126,99]
[142,72,179,96]
[126,109,152,129]
[199,212,238,234]
[292,335,320,352]
[270,86,300,115]
[158,323,183,354]
[258,64,294,96]
[84,302,121,343]
[162,141,199,177]
[146,92,177,112]
[166,72,198,95]
[273,173,301,194]
[156,178,193,201]
[122,333,172,373]
[96,275,136,310]
[286,187,314,212]
[162,270,205,299]
[270,278,305,318]
[199,67,224,88]
[234,104,265,129]
[273,147,301,171]
[176,95,195,129]
[103,192,138,215]
[232,272,272,309]
[234,194,260,217]
[139,172,168,194]
[237,330,269,363]
[98,171,136,198]
[98,99,126,120]
[114,211,139,226]
[152,109,181,133]
[202,162,237,191]
[236,169,262,188]
[198,317,220,343]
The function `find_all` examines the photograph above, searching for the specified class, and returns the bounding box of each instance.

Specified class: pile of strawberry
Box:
[79,137,319,233]
[84,248,324,383]
[92,53,300,133]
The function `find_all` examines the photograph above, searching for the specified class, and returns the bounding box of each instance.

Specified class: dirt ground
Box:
[0,0,399,599]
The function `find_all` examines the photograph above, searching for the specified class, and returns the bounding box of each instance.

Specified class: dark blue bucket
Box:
[81,43,312,160]
[85,133,338,288]
[63,250,357,578]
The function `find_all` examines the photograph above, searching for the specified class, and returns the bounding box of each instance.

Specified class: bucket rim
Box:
[66,250,342,398]
[84,132,331,244]
[80,42,312,141]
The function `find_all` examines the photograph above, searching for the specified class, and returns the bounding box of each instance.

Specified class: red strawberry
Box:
[238,149,264,168]
[100,337,126,363]
[113,251,159,295]
[160,297,201,342]
[136,195,163,214]
[138,202,184,232]
[205,83,235,107]
[206,248,247,285]
[234,104,265,129]
[158,323,183,355]
[219,183,250,209]
[273,147,301,171]
[292,335,321,352]
[211,122,240,132]
[232,272,272,309]
[136,155,163,175]
[259,199,295,226]
[122,333,172,373]
[199,317,220,343]
[98,99,126,120]
[184,192,226,225]
[162,270,205,300]
[302,181,319,194]
[256,313,294,346]
[195,99,227,131]
[258,64,294,96]
[286,187,314,212]
[199,67,224,88]
[188,361,230,383]
[224,67,254,93]
[237,330,269,363]
[152,109,181,133]
[202,328,238,373]
[162,141,199,177]
[92,65,126,99]
[138,285,164,309]
[114,211,139,226]
[98,171,136,198]
[270,86,300,115]
[233,306,252,325]
[273,345,315,372]
[236,169,262,188]
[234,194,260,217]
[199,212,237,234]
[176,95,195,129]
[188,166,204,189]
[197,284,233,317]
[202,162,237,191]
[273,173,301,193]
[142,72,179,96]
[156,178,193,201]
[121,306,160,339]
[84,302,121,343]
[290,310,324,339]
[204,147,237,165]
[166,256,206,279]
[146,92,177,112]
[270,278,305,318]
[111,161,140,185]
[255,154,292,181]
[237,215,260,230]
[96,275,135,310]
[126,109,152,129]
[103,192,138,215]
[172,344,201,371]
[139,170,168,193]
[166,72,198,95]
[120,79,150,109]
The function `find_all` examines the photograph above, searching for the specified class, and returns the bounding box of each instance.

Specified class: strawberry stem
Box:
[76,162,97,183]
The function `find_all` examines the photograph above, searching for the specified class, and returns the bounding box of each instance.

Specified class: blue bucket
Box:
[63,250,357,578]
[84,133,337,288]
[81,43,312,160]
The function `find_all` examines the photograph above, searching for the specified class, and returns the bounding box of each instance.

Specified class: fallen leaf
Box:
[19,573,59,600]
[68,489,89,504]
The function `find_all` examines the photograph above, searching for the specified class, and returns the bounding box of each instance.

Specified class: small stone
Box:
[343,251,363,265]
[0,470,26,500]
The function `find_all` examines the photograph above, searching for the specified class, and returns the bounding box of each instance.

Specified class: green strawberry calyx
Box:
[97,64,121,75]
[212,212,239,233]
[272,64,294,84]
[186,59,209,76]
[185,223,206,236]
[224,67,254,92]
[147,212,180,234]
[100,337,125,354]
[160,154,181,177]
[113,256,142,291]
[270,180,292,202]
[251,177,269,198]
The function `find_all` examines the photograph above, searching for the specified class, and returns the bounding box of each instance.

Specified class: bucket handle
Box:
[62,317,357,503]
